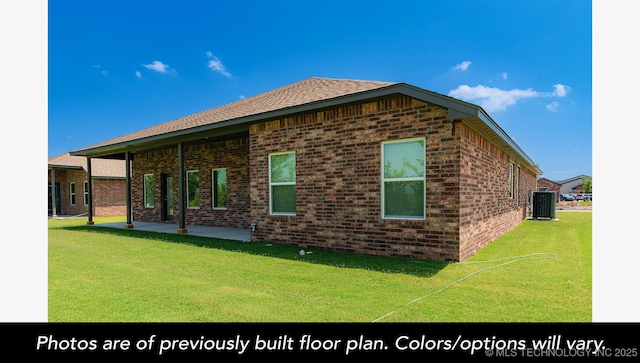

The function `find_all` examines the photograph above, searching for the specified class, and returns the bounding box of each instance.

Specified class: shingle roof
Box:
[68,76,542,175]
[555,175,590,184]
[74,77,397,151]
[48,153,126,178]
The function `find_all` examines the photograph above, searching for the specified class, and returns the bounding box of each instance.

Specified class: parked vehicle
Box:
[560,194,576,201]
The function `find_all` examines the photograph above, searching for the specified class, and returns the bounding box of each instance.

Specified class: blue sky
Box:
[47,0,592,182]
[5,1,640,323]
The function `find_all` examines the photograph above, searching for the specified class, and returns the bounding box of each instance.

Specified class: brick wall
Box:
[131,138,251,228]
[48,169,126,217]
[458,124,537,261]
[249,96,461,261]
[124,95,537,262]
[537,178,561,202]
[93,178,127,216]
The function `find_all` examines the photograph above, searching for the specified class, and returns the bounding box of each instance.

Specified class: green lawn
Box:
[48,212,591,322]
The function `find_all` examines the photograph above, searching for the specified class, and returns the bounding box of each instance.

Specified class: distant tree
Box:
[581,176,592,193]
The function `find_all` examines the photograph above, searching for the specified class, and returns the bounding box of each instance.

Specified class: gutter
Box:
[476,110,542,175]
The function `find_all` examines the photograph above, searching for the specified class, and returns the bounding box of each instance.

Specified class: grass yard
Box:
[48,212,591,322]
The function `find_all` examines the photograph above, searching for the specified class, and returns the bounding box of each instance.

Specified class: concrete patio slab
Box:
[94,221,251,242]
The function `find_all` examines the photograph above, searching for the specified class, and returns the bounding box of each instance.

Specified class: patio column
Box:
[125,151,134,229]
[177,142,187,234]
[50,168,57,218]
[86,157,94,225]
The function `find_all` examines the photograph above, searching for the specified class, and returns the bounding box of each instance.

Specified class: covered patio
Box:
[94,221,251,242]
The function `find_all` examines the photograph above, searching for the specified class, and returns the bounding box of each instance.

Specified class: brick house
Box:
[70,77,542,261]
[48,153,127,217]
[537,177,561,202]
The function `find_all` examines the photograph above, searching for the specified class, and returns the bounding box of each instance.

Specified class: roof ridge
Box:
[307,75,397,84]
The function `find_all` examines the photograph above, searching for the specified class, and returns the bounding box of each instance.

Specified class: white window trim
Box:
[83,181,89,206]
[212,168,227,210]
[186,170,200,209]
[70,182,76,205]
[143,173,154,208]
[269,151,296,216]
[381,137,426,220]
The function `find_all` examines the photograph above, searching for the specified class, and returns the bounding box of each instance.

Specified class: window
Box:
[269,152,296,215]
[516,166,520,205]
[508,163,514,199]
[187,170,200,209]
[381,138,425,219]
[144,174,154,208]
[83,181,89,206]
[212,168,227,209]
[70,182,76,205]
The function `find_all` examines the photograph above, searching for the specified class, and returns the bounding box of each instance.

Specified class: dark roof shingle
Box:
[48,153,126,178]
[75,77,397,151]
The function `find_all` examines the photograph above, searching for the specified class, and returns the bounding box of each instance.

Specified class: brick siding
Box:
[458,124,537,261]
[131,138,251,228]
[48,169,126,217]
[249,96,461,261]
[126,95,536,262]
[93,178,127,216]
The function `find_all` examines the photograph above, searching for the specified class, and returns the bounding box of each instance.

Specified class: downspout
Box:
[86,157,94,225]
[125,151,134,229]
[177,142,187,234]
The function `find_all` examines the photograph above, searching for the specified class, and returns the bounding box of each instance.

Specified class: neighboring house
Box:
[70,77,542,261]
[537,177,561,202]
[48,153,127,217]
[556,175,591,195]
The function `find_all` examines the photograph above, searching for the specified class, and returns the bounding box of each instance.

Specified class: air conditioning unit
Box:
[532,191,556,219]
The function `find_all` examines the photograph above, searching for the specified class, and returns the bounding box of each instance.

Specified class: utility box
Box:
[533,191,556,219]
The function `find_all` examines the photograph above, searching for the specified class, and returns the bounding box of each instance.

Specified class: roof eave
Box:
[69,82,542,175]
[48,164,84,170]
[476,109,542,175]
[399,84,542,175]
[70,83,405,158]
[92,176,126,180]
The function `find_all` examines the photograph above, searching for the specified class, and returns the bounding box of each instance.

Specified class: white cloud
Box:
[448,83,573,112]
[239,95,245,99]
[206,52,232,78]
[142,60,177,75]
[448,85,539,112]
[135,71,142,79]
[546,101,560,112]
[93,65,108,77]
[453,61,471,71]
[553,84,571,97]
[500,72,508,80]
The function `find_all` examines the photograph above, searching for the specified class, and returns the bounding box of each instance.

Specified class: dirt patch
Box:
[556,201,592,210]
